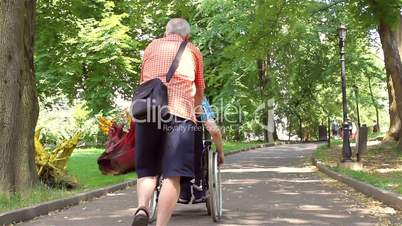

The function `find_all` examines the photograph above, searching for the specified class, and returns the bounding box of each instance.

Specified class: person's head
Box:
[165,18,191,40]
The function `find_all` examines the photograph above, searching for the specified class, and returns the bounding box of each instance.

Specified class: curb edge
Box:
[0,180,137,225]
[1,142,278,225]
[313,158,402,211]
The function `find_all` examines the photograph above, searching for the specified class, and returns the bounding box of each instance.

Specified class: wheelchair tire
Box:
[206,197,211,216]
[148,190,157,223]
[208,151,222,222]
[149,176,162,223]
[205,148,212,216]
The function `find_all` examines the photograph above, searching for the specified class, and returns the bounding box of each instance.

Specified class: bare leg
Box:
[136,176,157,213]
[156,176,180,226]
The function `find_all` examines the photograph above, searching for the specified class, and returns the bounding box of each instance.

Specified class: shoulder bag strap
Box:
[166,41,188,83]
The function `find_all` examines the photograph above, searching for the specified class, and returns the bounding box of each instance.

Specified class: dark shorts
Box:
[135,115,195,181]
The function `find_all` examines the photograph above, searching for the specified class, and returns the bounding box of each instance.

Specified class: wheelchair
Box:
[147,140,223,223]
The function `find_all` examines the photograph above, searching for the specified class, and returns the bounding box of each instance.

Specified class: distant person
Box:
[350,121,357,139]
[373,120,379,133]
[331,120,339,137]
[343,119,354,139]
[132,18,204,226]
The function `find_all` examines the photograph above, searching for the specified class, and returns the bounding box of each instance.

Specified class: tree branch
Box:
[311,0,347,16]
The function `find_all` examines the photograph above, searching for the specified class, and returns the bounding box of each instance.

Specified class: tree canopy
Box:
[34,0,396,140]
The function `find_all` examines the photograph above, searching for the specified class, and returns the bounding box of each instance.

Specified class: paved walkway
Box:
[20,144,398,226]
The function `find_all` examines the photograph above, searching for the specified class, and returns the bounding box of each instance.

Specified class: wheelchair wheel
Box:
[208,150,222,222]
[148,190,157,223]
[148,176,162,223]
[206,198,211,216]
[204,148,212,216]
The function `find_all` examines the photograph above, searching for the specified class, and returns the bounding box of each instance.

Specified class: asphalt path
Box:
[21,143,389,226]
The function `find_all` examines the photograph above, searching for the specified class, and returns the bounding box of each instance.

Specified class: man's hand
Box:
[205,119,224,166]
[217,150,224,165]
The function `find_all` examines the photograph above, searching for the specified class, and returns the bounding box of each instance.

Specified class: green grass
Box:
[368,131,385,141]
[314,144,332,162]
[222,140,266,153]
[66,148,136,189]
[0,148,137,213]
[0,141,267,213]
[314,140,342,163]
[313,141,402,195]
[0,186,76,212]
[334,168,402,194]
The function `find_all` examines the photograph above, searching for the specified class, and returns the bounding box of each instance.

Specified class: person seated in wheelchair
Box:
[178,97,224,204]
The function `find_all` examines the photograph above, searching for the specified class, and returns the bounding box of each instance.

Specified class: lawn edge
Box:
[313,158,402,211]
[1,142,280,225]
[0,180,137,225]
[225,142,276,155]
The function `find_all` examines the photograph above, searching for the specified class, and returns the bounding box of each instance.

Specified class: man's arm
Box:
[205,119,224,165]
[193,47,204,108]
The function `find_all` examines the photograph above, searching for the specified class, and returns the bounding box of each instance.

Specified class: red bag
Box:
[97,121,136,175]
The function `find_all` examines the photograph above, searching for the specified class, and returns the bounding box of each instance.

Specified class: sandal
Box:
[132,206,149,226]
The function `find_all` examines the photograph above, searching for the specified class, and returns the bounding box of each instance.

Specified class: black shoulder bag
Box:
[130,41,188,121]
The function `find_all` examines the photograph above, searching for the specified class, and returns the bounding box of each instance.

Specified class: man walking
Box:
[132,18,204,226]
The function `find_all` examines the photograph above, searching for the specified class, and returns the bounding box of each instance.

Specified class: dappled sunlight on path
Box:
[19,143,400,226]
[221,166,316,173]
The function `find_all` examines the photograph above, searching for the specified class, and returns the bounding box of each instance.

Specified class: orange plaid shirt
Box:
[140,34,205,122]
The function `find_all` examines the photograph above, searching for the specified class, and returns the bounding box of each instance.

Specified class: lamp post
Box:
[338,25,352,162]
[353,85,361,128]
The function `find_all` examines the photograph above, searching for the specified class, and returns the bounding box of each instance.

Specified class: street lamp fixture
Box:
[338,25,347,40]
[338,25,352,162]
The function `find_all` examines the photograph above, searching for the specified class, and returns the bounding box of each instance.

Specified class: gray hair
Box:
[165,18,191,37]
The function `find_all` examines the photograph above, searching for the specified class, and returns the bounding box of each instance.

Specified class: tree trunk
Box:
[327,116,331,147]
[235,125,241,141]
[267,99,275,142]
[0,0,39,195]
[398,15,402,142]
[379,22,402,149]
[262,114,269,142]
[273,121,279,141]
[257,59,268,142]
[367,75,380,132]
[257,58,274,142]
[385,15,402,141]
[398,15,402,56]
[384,74,401,141]
[297,116,302,142]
